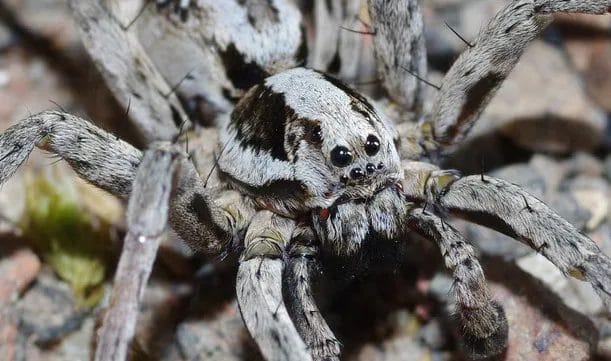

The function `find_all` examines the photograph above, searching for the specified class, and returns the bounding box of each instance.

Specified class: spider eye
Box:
[365,135,380,156]
[309,125,323,144]
[330,146,353,167]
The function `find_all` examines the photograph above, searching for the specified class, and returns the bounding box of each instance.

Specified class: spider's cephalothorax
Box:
[218,68,401,218]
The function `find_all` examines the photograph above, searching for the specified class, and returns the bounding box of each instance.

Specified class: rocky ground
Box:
[0,0,610,360]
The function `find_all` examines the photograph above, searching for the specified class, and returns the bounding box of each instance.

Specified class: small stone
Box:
[418,319,448,350]
[567,177,610,231]
[517,253,603,315]
[546,192,591,231]
[483,273,592,360]
[0,247,41,307]
[39,317,95,361]
[564,31,611,113]
[566,152,604,178]
[175,301,256,361]
[529,155,569,195]
[491,164,546,197]
[17,273,86,345]
[353,334,433,361]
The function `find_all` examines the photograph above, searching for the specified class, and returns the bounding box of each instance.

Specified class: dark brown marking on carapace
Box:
[442,72,504,144]
[230,84,291,161]
[219,168,309,203]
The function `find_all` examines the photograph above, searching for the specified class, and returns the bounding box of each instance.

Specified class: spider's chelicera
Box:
[1,1,611,361]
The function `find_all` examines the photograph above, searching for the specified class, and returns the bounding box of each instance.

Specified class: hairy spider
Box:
[1,0,610,360]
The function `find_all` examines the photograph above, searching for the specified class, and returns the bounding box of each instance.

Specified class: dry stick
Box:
[95,146,178,361]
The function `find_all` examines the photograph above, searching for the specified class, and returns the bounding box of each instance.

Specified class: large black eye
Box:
[365,135,380,156]
[330,146,353,167]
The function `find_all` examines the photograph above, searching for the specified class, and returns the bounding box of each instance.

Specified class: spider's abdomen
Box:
[218,68,401,217]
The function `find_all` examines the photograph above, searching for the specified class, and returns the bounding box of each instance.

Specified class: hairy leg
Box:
[310,0,365,80]
[438,175,611,308]
[0,110,250,254]
[0,111,140,194]
[236,210,311,361]
[95,144,180,361]
[69,0,189,143]
[408,208,507,359]
[284,226,341,361]
[368,0,427,115]
[400,161,611,309]
[421,0,611,153]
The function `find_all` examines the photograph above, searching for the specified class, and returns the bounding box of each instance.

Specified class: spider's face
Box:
[219,68,401,216]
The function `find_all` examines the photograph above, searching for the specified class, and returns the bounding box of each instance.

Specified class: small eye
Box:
[350,168,365,179]
[330,146,353,167]
[365,135,380,156]
[309,125,323,144]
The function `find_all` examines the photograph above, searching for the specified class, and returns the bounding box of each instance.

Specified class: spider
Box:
[1,0,610,360]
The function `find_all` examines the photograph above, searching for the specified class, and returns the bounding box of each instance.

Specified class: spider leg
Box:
[284,225,341,361]
[368,0,427,115]
[95,144,180,361]
[401,162,611,309]
[407,208,508,359]
[0,110,250,254]
[438,175,611,309]
[419,0,611,154]
[311,0,366,80]
[0,111,140,195]
[236,210,312,361]
[0,111,256,359]
[69,0,189,143]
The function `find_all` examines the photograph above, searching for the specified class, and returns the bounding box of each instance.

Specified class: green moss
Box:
[21,173,112,308]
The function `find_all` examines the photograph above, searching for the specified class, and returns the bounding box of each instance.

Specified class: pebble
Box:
[567,176,610,231]
[175,301,256,361]
[517,253,603,315]
[484,267,593,361]
[17,273,86,345]
[0,248,41,307]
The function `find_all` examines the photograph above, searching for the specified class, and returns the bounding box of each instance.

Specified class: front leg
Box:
[407,208,508,359]
[401,161,611,310]
[421,0,611,153]
[284,225,341,361]
[0,112,253,359]
[236,210,312,361]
